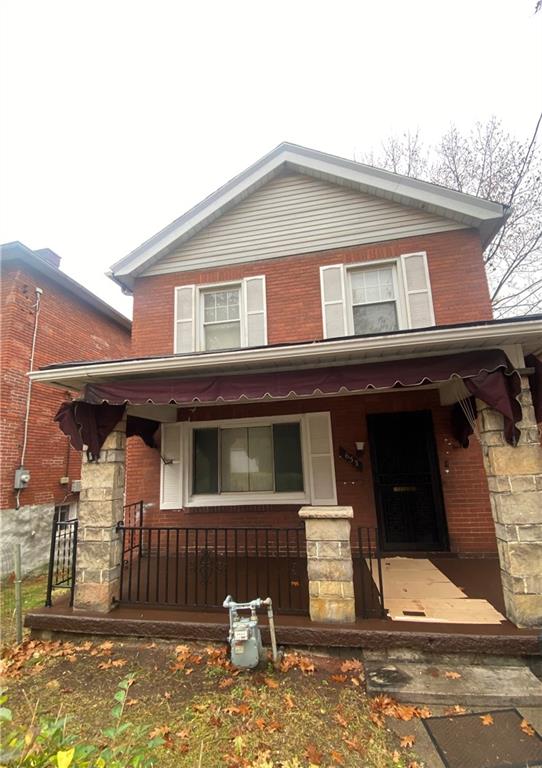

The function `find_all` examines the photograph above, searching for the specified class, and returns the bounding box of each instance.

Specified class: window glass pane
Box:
[221,428,249,492]
[204,321,241,350]
[353,302,398,334]
[351,267,395,305]
[248,426,273,491]
[193,428,218,494]
[273,423,304,492]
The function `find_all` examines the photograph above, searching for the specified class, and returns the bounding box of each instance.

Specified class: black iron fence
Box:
[352,526,386,618]
[45,515,78,607]
[118,525,308,615]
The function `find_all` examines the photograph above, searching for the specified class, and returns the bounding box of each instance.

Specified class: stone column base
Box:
[300,506,356,624]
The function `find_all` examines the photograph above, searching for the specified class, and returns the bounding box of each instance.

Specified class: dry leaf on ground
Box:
[480,714,494,726]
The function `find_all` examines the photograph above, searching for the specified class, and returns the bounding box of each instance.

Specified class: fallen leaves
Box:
[340,659,363,674]
[97,658,127,670]
[278,652,316,674]
[263,676,279,689]
[305,743,323,765]
[369,695,432,723]
[400,735,416,748]
[480,714,494,726]
[520,718,536,737]
[444,704,467,715]
[329,674,348,684]
[444,671,462,680]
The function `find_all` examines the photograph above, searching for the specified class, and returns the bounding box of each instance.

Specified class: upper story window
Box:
[202,287,241,350]
[174,276,266,354]
[350,265,399,334]
[320,252,435,340]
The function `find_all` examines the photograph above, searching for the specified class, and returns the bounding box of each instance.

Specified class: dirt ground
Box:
[1,637,424,767]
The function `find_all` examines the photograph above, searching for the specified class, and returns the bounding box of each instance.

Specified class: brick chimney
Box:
[35,248,61,269]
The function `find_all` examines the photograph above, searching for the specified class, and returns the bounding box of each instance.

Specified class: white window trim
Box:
[180,413,314,507]
[345,258,407,335]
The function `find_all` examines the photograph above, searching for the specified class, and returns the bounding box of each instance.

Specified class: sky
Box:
[1,0,541,318]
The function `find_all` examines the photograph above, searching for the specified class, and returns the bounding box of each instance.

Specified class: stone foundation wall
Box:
[0,503,55,577]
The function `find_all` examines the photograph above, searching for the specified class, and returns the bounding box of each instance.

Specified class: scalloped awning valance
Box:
[55,348,532,460]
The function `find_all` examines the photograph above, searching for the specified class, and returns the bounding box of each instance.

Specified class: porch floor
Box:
[27,555,541,655]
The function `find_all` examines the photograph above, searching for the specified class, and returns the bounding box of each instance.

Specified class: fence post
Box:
[14,543,23,644]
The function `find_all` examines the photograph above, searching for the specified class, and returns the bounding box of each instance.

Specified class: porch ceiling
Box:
[31,316,542,392]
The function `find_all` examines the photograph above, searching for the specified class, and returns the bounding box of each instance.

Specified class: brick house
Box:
[0,241,131,573]
[27,144,542,645]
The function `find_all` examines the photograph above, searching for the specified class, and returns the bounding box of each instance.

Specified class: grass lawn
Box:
[0,570,51,647]
[1,638,423,767]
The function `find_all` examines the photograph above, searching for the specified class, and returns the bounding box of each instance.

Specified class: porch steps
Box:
[364,652,542,706]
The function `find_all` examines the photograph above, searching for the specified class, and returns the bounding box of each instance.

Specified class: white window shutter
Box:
[160,423,182,509]
[320,265,347,338]
[400,253,435,329]
[244,276,267,347]
[306,412,337,505]
[174,285,195,353]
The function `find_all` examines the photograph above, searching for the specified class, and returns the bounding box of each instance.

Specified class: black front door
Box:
[367,410,448,551]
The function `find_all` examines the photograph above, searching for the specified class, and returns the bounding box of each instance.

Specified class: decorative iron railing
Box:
[45,515,78,607]
[352,526,386,618]
[118,525,308,615]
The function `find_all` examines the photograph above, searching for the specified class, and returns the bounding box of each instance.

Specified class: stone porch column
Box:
[73,418,126,613]
[478,379,542,628]
[299,506,356,623]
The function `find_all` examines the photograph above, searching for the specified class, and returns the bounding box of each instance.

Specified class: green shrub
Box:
[0,674,164,767]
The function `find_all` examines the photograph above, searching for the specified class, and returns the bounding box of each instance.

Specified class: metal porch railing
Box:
[45,514,78,607]
[352,526,386,618]
[118,525,309,615]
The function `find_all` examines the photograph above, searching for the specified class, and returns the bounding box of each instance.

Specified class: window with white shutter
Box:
[173,277,267,353]
[305,412,337,506]
[171,412,336,508]
[320,265,347,339]
[174,285,195,353]
[400,252,435,328]
[160,423,182,509]
[320,252,435,339]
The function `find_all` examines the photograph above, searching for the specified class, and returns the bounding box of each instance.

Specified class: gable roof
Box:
[1,241,131,331]
[108,142,508,292]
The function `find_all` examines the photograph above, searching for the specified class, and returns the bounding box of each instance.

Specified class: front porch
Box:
[29,321,542,640]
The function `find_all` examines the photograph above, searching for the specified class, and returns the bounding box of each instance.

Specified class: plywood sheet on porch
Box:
[379,557,506,625]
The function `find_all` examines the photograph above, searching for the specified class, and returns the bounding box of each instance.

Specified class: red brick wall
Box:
[131,229,492,356]
[126,388,496,555]
[0,263,131,510]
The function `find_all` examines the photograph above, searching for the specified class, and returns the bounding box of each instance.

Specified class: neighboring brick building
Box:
[0,241,131,573]
[31,144,542,629]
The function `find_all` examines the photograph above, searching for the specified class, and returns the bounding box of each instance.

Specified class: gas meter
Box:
[223,595,279,669]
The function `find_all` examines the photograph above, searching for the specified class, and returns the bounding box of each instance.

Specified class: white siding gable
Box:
[143,173,465,277]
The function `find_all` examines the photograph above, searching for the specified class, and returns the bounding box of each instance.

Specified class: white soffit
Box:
[108,143,507,291]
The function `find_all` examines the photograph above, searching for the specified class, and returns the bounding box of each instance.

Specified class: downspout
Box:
[16,286,43,510]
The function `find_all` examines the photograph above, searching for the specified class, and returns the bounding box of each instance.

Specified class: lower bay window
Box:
[160,412,337,508]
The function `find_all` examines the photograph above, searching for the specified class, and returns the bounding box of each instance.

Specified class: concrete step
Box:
[365,660,542,706]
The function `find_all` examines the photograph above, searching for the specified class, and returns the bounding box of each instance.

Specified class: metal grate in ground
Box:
[422,708,542,768]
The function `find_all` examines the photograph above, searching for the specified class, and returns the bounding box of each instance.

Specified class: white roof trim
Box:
[108,143,507,291]
[29,317,542,392]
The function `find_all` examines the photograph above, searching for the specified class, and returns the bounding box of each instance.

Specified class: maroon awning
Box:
[54,349,525,459]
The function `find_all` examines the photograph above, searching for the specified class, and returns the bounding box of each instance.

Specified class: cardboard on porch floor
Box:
[379,556,506,625]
